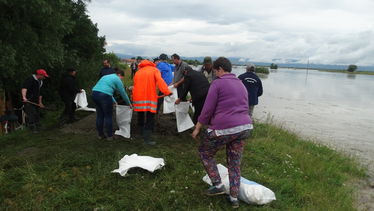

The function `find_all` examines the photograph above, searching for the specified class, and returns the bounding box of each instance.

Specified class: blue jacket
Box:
[238,71,263,105]
[92,74,131,104]
[156,62,173,85]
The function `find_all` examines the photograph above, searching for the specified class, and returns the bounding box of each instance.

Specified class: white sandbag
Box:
[74,89,96,112]
[112,154,165,177]
[163,86,178,114]
[74,89,88,108]
[76,107,96,112]
[114,105,133,138]
[202,164,276,205]
[175,102,194,132]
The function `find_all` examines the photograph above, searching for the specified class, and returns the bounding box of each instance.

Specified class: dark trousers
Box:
[192,97,206,124]
[177,85,186,101]
[92,91,113,137]
[137,111,155,131]
[24,103,40,130]
[157,91,163,113]
[61,97,76,121]
[131,69,136,79]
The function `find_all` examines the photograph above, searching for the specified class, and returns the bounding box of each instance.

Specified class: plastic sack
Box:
[175,102,194,132]
[163,86,178,114]
[112,154,165,177]
[74,89,96,112]
[202,164,276,205]
[74,89,88,108]
[76,107,96,112]
[114,105,133,138]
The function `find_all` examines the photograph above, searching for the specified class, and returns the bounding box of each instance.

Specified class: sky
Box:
[86,0,374,65]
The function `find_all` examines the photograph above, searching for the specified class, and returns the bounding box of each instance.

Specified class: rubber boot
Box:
[143,129,156,145]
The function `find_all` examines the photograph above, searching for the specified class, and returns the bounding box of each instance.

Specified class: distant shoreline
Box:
[232,65,374,75]
[316,69,374,75]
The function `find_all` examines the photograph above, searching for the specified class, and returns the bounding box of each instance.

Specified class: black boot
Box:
[143,129,156,145]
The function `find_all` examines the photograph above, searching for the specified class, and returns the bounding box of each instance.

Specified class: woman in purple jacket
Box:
[192,57,252,208]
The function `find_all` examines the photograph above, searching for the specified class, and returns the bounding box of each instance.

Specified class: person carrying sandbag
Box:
[192,57,252,209]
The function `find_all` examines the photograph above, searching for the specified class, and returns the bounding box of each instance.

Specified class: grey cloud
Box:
[88,0,374,65]
[188,41,219,46]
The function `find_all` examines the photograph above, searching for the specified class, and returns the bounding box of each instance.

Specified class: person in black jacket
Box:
[99,59,115,79]
[59,68,81,124]
[238,63,263,117]
[21,69,49,132]
[175,66,210,124]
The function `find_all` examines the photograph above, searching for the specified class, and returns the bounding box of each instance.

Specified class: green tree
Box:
[0,0,105,103]
[270,63,278,69]
[347,64,357,72]
[255,67,270,74]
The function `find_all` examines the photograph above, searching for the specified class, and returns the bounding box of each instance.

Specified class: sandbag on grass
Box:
[112,154,165,177]
[202,164,276,205]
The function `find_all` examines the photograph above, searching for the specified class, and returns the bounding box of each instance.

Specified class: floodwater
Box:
[232,67,374,175]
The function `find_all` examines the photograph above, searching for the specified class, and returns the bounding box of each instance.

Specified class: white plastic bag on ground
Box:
[163,86,178,114]
[74,89,96,112]
[175,102,194,132]
[114,105,133,138]
[112,154,165,177]
[76,107,96,112]
[202,164,276,205]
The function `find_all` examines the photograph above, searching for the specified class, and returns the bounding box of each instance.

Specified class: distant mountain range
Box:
[115,53,374,71]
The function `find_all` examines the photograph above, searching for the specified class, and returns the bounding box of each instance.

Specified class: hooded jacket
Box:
[156,61,173,85]
[132,60,171,113]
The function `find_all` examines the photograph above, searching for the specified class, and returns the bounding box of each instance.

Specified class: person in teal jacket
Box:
[92,69,132,140]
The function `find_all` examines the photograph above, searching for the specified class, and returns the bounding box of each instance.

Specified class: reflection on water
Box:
[232,67,374,108]
[347,73,356,79]
[232,66,374,173]
[257,73,268,79]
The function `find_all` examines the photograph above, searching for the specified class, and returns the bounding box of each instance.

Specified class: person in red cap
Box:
[21,69,49,133]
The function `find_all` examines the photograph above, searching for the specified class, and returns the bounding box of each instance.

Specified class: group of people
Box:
[20,54,263,208]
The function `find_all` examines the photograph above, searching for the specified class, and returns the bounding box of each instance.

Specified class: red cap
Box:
[36,69,49,77]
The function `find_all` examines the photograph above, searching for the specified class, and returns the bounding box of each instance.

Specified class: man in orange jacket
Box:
[132,60,172,145]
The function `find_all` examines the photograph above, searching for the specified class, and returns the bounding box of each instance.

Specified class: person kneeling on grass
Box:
[192,57,252,209]
[92,69,132,140]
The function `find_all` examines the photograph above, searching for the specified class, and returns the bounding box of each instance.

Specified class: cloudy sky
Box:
[87,0,374,65]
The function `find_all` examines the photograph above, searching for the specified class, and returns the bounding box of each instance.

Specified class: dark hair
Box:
[213,57,232,72]
[104,59,110,63]
[183,66,194,75]
[159,53,168,60]
[115,68,124,76]
[66,68,76,73]
[171,53,180,60]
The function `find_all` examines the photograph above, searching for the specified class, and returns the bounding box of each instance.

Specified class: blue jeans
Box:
[92,91,113,137]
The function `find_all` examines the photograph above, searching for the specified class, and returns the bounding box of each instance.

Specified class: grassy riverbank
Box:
[0,110,366,210]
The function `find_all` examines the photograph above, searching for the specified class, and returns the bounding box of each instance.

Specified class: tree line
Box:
[0,0,106,106]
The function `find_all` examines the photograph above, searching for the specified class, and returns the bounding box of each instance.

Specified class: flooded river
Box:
[232,67,374,175]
